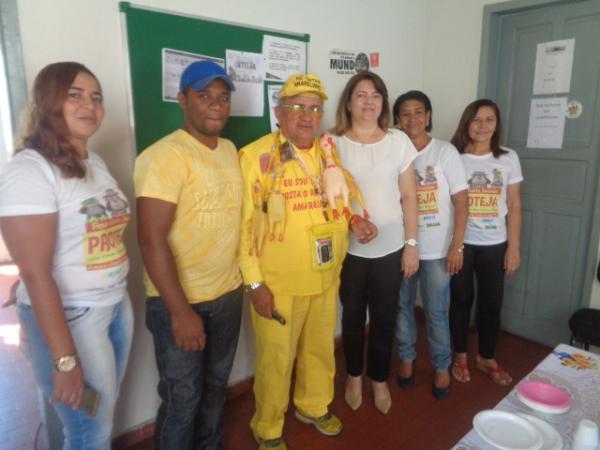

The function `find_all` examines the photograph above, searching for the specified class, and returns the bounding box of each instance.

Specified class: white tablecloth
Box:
[454,343,600,450]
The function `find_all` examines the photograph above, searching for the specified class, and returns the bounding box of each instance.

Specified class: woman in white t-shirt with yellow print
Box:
[449,99,523,386]
[393,90,468,400]
[0,62,133,449]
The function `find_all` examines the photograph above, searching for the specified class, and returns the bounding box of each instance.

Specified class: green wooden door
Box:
[488,0,600,345]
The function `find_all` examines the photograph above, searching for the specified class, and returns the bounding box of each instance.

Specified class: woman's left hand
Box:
[504,245,520,276]
[402,245,419,278]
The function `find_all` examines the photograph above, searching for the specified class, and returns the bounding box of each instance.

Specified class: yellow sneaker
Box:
[294,409,343,436]
[254,435,287,450]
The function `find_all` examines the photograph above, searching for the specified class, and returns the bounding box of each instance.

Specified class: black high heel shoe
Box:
[396,362,415,389]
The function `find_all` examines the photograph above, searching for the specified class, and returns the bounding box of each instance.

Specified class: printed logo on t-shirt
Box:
[79,189,130,270]
[467,170,501,225]
[416,166,440,228]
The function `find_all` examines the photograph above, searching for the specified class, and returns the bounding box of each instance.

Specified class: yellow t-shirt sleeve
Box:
[237,146,264,285]
[133,145,186,203]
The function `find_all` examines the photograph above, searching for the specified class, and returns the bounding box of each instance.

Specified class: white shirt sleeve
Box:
[0,150,58,217]
[506,149,524,185]
[441,143,468,195]
[392,129,418,174]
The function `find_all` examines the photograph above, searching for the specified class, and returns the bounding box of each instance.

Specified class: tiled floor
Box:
[0,265,47,450]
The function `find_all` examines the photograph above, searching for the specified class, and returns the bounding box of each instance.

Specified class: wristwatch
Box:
[53,354,78,373]
[244,281,263,293]
[404,238,418,247]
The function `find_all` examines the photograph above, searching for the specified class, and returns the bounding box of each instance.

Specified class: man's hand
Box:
[350,216,378,244]
[51,365,84,409]
[402,245,419,278]
[171,308,206,352]
[250,284,274,319]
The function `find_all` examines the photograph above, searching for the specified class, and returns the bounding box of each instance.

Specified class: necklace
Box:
[292,144,323,196]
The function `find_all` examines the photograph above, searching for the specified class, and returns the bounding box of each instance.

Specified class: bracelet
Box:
[349,214,360,225]
[457,244,465,253]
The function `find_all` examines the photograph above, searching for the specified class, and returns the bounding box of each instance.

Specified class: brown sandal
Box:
[476,362,512,386]
[451,361,470,383]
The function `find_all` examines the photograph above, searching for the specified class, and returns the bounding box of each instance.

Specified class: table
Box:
[453,344,600,449]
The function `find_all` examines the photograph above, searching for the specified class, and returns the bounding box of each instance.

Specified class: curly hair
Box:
[331,71,391,136]
[16,62,100,178]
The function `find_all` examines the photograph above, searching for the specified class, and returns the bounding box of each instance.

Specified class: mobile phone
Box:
[271,309,286,326]
[80,388,100,416]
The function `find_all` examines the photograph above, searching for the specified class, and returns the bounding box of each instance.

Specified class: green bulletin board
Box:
[119,2,310,153]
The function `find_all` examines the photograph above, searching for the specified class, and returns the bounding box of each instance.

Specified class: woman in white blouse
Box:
[330,71,418,414]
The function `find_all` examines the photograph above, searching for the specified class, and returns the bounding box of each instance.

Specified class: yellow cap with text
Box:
[279,73,328,100]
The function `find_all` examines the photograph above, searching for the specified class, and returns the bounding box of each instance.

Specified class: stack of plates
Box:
[517,380,571,414]
[473,410,563,450]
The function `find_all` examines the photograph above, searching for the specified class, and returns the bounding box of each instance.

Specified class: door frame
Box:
[478,0,600,310]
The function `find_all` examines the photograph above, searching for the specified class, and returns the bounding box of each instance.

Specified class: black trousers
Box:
[340,250,403,382]
[449,242,507,359]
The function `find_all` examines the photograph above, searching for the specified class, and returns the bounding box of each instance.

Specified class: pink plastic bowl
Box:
[517,381,571,412]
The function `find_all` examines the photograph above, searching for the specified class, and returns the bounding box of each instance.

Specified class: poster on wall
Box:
[262,35,306,81]
[267,84,282,132]
[328,49,379,75]
[526,97,567,149]
[226,49,265,117]
[161,48,224,102]
[532,39,575,95]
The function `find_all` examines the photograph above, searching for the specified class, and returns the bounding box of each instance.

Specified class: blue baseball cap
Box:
[179,60,236,92]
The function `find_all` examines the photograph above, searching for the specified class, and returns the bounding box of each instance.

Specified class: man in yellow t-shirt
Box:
[238,73,376,450]
[134,60,243,450]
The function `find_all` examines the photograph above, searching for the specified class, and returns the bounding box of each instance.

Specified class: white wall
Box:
[15,0,430,435]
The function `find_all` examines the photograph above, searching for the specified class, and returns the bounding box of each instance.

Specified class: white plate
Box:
[473,410,543,450]
[517,391,571,414]
[517,414,563,450]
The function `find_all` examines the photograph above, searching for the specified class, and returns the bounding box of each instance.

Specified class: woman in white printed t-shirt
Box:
[330,71,419,415]
[449,99,523,386]
[393,91,468,400]
[0,62,133,450]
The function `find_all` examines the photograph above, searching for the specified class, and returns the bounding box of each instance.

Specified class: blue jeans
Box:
[396,258,451,371]
[146,286,243,450]
[17,293,134,450]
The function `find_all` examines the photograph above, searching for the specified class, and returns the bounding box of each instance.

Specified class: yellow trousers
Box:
[250,283,338,439]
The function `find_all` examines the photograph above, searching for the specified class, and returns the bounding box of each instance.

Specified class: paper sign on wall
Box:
[526,97,567,149]
[226,49,264,117]
[161,49,224,102]
[267,85,282,132]
[533,39,575,95]
[262,35,306,81]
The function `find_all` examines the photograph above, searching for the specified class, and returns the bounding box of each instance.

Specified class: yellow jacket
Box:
[238,132,349,296]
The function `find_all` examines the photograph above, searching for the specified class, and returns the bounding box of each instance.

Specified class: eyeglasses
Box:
[283,103,324,116]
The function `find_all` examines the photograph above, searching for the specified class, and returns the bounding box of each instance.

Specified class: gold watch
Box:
[53,354,78,372]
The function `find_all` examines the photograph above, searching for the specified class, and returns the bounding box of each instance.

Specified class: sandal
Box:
[476,359,512,386]
[451,361,470,383]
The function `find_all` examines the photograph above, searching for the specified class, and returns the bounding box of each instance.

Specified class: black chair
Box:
[568,261,600,350]
[569,308,600,350]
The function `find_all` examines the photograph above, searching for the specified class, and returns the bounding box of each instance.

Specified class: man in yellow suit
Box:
[238,73,376,450]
